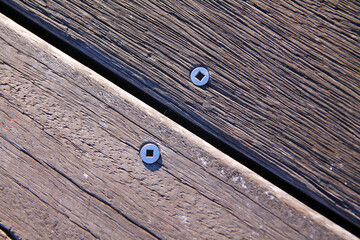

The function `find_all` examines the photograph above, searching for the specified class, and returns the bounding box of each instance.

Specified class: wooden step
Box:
[1,0,359,227]
[0,13,356,239]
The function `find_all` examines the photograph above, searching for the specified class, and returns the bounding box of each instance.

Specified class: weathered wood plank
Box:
[1,0,359,226]
[0,14,356,239]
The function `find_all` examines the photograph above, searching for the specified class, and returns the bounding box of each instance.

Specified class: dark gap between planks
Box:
[0,2,358,236]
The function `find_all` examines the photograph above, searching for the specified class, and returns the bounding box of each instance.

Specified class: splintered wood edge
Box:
[0,13,355,239]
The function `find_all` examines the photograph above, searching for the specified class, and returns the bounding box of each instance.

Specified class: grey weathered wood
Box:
[2,0,359,225]
[0,14,356,239]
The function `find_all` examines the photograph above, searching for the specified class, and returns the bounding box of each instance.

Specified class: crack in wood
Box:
[0,135,161,239]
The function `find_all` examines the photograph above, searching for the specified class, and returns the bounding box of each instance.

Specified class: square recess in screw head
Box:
[195,71,205,81]
[146,149,154,157]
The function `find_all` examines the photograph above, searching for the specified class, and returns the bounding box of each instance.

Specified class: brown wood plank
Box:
[1,0,359,226]
[0,14,356,239]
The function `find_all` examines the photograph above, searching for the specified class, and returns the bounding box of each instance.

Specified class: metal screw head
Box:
[140,143,160,164]
[190,67,210,86]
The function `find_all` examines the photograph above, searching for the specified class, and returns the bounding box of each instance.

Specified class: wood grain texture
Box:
[2,0,359,226]
[0,14,356,239]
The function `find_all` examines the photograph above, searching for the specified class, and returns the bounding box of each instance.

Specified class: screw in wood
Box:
[140,143,160,164]
[190,66,210,86]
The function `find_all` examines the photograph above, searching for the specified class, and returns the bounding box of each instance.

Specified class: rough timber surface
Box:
[0,14,357,240]
[2,0,359,225]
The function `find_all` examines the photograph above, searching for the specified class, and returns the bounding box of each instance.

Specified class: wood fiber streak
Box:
[0,14,355,239]
[2,0,359,224]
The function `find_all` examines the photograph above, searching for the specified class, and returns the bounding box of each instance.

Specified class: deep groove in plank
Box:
[7,175,100,239]
[0,2,359,236]
[0,133,161,240]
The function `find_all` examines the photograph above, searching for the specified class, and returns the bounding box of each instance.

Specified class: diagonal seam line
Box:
[3,174,100,239]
